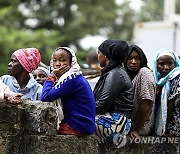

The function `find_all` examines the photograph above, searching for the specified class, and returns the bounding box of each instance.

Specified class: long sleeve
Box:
[41,78,73,102]
[96,71,127,114]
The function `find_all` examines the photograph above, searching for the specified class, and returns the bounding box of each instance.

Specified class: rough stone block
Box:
[0,103,24,133]
[0,100,179,154]
[23,135,98,154]
[22,101,58,135]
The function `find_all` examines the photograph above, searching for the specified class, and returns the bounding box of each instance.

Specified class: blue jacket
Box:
[41,74,96,135]
[0,74,42,100]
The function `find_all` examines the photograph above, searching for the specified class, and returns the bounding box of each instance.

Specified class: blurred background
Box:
[0,0,180,75]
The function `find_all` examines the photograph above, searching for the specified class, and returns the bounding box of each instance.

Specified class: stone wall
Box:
[0,101,179,154]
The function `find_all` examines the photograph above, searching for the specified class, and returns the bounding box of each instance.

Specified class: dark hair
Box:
[55,47,72,64]
[98,39,129,63]
[124,45,148,80]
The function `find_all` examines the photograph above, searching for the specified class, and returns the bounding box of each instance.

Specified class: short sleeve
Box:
[134,67,156,101]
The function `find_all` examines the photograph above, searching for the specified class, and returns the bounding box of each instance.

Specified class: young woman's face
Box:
[7,54,24,77]
[33,69,47,85]
[97,50,108,68]
[52,49,71,69]
[157,55,175,77]
[127,51,141,72]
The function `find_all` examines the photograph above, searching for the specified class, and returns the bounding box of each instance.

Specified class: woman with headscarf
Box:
[153,48,180,137]
[94,39,133,148]
[124,45,156,141]
[0,48,42,100]
[41,47,95,137]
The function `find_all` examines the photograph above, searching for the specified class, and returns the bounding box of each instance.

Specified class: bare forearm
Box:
[132,100,153,132]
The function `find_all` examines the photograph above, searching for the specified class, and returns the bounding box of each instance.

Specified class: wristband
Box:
[46,75,56,83]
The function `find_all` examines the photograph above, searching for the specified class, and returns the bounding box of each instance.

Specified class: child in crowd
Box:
[33,67,50,85]
[41,47,96,136]
[124,45,156,141]
[0,48,42,100]
[94,40,133,147]
[153,48,180,137]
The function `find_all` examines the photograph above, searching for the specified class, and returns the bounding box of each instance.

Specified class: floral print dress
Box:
[167,74,180,137]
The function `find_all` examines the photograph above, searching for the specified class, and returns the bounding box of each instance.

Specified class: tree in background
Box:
[0,0,135,75]
[139,0,164,22]
[139,0,180,22]
[108,1,135,41]
[176,0,180,13]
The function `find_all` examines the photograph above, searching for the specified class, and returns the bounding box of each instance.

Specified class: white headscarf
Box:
[55,47,82,85]
[156,48,175,61]
[35,66,50,76]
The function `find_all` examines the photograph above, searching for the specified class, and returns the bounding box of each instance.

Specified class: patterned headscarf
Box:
[13,48,41,73]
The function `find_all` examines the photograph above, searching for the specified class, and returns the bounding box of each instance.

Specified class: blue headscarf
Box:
[153,48,180,136]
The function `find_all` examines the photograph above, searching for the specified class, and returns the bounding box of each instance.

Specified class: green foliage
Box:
[0,0,135,75]
[176,0,180,13]
[139,0,180,22]
[139,0,164,22]
[20,0,120,45]
[108,1,135,41]
[75,49,87,67]
[0,27,60,75]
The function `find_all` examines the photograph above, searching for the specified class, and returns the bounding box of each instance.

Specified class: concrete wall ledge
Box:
[0,101,179,154]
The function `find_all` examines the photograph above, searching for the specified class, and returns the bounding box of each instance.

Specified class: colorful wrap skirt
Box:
[95,112,131,148]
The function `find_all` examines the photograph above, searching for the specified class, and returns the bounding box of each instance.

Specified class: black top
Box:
[94,66,134,119]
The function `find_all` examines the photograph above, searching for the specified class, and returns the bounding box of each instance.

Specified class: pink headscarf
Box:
[13,48,41,73]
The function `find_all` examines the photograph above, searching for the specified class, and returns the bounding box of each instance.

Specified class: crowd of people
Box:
[0,39,179,148]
